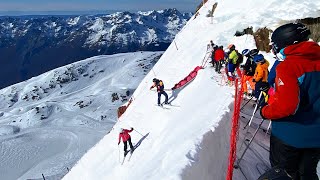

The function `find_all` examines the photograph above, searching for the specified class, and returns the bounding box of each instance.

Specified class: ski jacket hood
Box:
[283,41,320,61]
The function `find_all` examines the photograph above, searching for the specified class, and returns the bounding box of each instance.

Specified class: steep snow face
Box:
[63,0,320,179]
[0,52,162,180]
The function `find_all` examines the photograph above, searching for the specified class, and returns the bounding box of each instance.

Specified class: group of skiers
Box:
[210,22,319,179]
[209,41,270,101]
[209,42,245,82]
[235,23,319,179]
[117,22,319,179]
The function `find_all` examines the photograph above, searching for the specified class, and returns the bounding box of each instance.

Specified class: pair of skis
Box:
[121,149,134,165]
[156,102,180,109]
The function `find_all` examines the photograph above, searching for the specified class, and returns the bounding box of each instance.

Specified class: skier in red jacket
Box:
[214,46,225,73]
[118,127,134,156]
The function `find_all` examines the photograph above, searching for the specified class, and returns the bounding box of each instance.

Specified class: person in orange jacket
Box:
[252,54,270,99]
[118,127,134,156]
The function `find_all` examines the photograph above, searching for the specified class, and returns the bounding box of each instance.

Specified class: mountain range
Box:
[0,8,191,89]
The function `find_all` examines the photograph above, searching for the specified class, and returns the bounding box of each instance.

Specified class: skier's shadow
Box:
[134,132,149,149]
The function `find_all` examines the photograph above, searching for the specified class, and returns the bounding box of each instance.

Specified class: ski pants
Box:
[270,135,320,180]
[124,137,134,152]
[228,63,236,74]
[158,91,168,105]
[242,75,255,93]
[214,60,222,73]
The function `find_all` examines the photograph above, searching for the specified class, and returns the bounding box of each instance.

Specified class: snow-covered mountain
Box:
[0,8,192,89]
[62,0,320,180]
[0,51,162,179]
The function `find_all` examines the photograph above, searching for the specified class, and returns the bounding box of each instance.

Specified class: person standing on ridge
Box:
[214,46,225,73]
[241,49,256,98]
[226,44,239,81]
[118,127,135,156]
[260,22,320,179]
[150,78,169,106]
[252,54,269,100]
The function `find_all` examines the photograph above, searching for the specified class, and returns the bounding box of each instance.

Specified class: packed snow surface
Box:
[0,52,162,179]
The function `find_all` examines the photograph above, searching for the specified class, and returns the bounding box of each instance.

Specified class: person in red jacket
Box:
[260,23,320,179]
[118,127,134,156]
[214,46,225,73]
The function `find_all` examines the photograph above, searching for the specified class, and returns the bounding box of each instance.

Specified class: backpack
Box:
[236,50,243,66]
[159,80,164,87]
[158,80,164,91]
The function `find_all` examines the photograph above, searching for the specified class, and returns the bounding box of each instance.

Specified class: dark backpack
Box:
[236,50,243,66]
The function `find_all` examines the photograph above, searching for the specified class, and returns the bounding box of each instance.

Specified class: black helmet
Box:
[152,78,158,82]
[271,22,310,54]
[249,49,259,57]
[242,49,250,56]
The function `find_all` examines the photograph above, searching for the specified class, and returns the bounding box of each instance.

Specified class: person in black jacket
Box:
[241,49,256,97]
[150,78,169,106]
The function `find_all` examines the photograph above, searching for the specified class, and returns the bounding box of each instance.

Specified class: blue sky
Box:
[0,0,200,13]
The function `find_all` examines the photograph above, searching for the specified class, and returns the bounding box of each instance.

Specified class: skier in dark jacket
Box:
[241,49,256,97]
[261,23,320,180]
[118,127,134,156]
[150,78,169,106]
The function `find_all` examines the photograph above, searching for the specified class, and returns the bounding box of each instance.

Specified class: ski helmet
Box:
[271,22,310,54]
[242,49,250,56]
[249,49,259,57]
[227,44,235,50]
[253,54,265,63]
[152,78,158,82]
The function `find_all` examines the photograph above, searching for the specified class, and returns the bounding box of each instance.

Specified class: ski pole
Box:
[118,145,121,163]
[134,129,150,140]
[234,118,265,169]
[239,91,263,152]
[266,121,272,136]
[243,91,263,129]
[134,129,144,137]
[240,95,254,111]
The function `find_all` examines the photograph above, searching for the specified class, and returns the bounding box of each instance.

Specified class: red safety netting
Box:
[171,66,203,90]
[226,75,244,180]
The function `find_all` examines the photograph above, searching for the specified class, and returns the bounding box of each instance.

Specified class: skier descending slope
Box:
[118,128,135,158]
[150,78,169,106]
